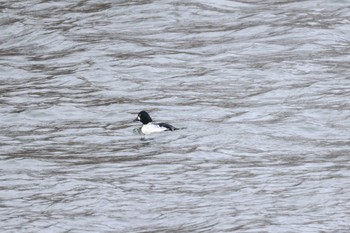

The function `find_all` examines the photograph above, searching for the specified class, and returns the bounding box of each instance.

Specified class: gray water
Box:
[1,0,350,232]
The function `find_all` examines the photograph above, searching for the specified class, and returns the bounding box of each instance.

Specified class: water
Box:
[1,0,350,232]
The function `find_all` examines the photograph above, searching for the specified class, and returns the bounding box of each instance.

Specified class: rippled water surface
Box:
[1,0,350,232]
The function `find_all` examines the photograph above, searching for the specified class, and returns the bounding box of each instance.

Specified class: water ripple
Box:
[1,0,350,232]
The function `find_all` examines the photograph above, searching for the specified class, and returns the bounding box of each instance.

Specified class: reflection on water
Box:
[1,0,350,232]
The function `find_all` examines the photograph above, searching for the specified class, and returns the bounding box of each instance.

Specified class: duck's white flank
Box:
[141,123,168,134]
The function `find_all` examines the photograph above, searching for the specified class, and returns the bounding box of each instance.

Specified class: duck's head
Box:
[134,110,153,124]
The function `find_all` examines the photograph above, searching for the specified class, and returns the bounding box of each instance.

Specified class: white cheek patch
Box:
[138,116,140,120]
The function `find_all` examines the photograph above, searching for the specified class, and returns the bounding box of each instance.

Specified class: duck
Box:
[134,110,178,134]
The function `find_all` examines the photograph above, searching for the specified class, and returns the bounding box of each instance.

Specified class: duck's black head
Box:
[134,110,153,124]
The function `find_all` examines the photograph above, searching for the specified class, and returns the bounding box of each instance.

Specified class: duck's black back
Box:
[158,123,178,131]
